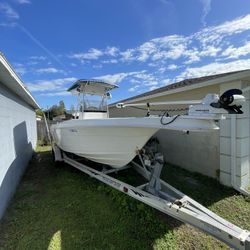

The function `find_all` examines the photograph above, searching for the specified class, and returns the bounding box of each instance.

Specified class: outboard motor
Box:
[210,89,245,114]
[188,88,245,118]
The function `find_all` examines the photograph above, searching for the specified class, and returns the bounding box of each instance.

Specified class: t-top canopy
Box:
[67,79,118,95]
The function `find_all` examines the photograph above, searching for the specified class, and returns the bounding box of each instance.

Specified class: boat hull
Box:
[51,125,157,167]
[51,116,219,168]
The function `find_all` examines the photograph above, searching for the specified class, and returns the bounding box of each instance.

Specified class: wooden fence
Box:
[37,119,56,145]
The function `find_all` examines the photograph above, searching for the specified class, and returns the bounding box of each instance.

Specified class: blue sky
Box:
[1,0,250,109]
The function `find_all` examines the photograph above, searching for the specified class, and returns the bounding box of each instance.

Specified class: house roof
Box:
[110,69,250,106]
[0,52,40,109]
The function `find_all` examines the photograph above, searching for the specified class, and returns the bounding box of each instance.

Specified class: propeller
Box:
[210,89,245,114]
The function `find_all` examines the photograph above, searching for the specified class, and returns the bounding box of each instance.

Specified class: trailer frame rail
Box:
[52,144,250,250]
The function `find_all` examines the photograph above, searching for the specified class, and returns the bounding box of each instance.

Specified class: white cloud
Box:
[119,35,189,63]
[25,14,250,99]
[116,15,250,65]
[70,48,103,60]
[199,0,211,26]
[13,63,26,75]
[40,91,70,97]
[65,15,250,68]
[221,42,250,59]
[200,45,221,57]
[31,14,250,98]
[132,71,154,81]
[149,86,158,91]
[0,2,19,19]
[94,73,130,84]
[27,61,38,66]
[184,48,201,64]
[120,49,135,62]
[129,79,140,84]
[36,67,63,74]
[93,70,160,90]
[69,46,120,63]
[151,35,188,60]
[0,22,17,27]
[151,34,186,45]
[92,64,103,69]
[178,59,250,79]
[128,85,140,92]
[130,72,162,91]
[136,42,157,62]
[102,59,118,64]
[105,46,119,56]
[145,81,158,86]
[30,55,46,61]
[161,79,171,85]
[159,44,185,60]
[167,64,178,70]
[26,77,77,92]
[115,71,163,92]
[16,0,31,4]
[158,67,167,73]
[195,14,250,46]
[213,15,250,35]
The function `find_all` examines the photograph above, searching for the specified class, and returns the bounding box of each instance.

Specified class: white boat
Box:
[51,79,245,168]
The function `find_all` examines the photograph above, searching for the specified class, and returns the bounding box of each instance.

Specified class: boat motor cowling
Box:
[210,89,245,114]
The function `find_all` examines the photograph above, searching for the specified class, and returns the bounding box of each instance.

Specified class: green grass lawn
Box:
[0,146,249,250]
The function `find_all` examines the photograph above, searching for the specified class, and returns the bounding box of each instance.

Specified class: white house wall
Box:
[0,83,37,219]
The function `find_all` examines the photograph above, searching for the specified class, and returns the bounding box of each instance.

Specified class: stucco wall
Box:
[156,130,219,177]
[109,85,220,178]
[0,83,37,219]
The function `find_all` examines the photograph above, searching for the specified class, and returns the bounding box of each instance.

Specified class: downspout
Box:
[230,114,250,196]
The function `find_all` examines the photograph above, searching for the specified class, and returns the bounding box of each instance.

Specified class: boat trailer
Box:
[52,142,250,250]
